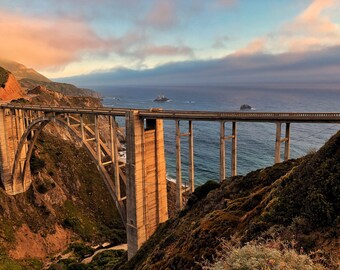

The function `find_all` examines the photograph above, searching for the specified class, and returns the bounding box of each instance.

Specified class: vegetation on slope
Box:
[0,131,126,268]
[33,132,126,243]
[206,241,326,270]
[23,85,101,107]
[48,248,126,270]
[0,66,9,88]
[122,131,340,270]
[21,78,99,98]
[269,131,340,229]
[0,81,125,268]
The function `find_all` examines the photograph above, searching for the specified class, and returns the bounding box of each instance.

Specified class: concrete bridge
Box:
[0,104,339,258]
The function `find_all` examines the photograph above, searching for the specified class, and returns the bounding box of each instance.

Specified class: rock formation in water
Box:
[240,104,252,110]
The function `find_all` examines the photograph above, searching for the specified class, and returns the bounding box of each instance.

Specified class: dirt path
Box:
[81,243,127,264]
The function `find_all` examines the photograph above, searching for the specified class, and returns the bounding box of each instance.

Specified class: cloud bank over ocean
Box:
[57,45,340,88]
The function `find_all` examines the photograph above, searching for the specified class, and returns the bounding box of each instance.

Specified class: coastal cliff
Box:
[0,67,24,101]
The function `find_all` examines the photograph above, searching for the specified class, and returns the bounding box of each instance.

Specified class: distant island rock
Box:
[153,95,169,102]
[240,104,253,110]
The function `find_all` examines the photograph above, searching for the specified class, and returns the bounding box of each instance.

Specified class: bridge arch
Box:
[11,115,127,225]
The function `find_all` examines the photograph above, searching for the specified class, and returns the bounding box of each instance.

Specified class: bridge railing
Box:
[2,104,340,121]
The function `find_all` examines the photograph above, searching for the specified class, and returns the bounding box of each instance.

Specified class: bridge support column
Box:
[220,121,238,181]
[0,108,12,192]
[126,110,168,259]
[275,122,291,163]
[0,109,32,194]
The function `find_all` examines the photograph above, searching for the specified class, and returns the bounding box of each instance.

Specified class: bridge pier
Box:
[126,110,168,259]
[0,108,32,194]
[175,120,195,210]
[275,122,291,163]
[220,121,238,182]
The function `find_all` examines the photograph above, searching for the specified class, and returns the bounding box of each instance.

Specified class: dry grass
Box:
[203,239,329,270]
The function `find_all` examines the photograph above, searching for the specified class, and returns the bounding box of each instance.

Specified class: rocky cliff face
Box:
[0,67,24,101]
[0,59,99,98]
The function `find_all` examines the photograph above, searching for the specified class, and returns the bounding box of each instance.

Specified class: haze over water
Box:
[98,85,339,185]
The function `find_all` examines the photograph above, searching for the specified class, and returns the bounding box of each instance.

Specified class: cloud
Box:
[141,1,177,29]
[298,0,334,22]
[133,45,194,59]
[0,12,117,69]
[279,0,340,52]
[213,36,230,49]
[235,0,340,56]
[57,45,340,88]
[234,38,267,56]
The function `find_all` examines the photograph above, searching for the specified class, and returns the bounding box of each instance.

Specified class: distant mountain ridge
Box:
[0,59,51,82]
[0,59,100,98]
[20,78,101,98]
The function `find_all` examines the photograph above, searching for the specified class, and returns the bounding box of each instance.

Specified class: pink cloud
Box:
[0,12,114,69]
[281,0,340,52]
[235,0,340,55]
[233,38,266,56]
[298,0,334,22]
[293,0,338,35]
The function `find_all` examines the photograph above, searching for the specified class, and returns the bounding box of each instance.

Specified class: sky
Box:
[1,0,340,83]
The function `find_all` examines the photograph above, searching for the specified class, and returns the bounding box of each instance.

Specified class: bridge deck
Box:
[1,104,340,123]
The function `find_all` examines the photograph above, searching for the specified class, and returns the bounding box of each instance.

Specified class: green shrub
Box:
[62,217,80,230]
[186,180,220,209]
[69,242,94,260]
[0,67,9,87]
[205,242,326,270]
[88,249,126,268]
[37,183,48,194]
[30,154,46,174]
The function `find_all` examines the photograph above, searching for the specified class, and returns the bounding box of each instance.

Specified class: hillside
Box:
[123,131,340,270]
[0,86,125,269]
[0,59,99,98]
[25,85,101,107]
[0,67,25,101]
[0,59,51,82]
[20,78,100,98]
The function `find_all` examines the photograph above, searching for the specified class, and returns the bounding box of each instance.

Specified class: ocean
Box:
[96,85,339,185]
